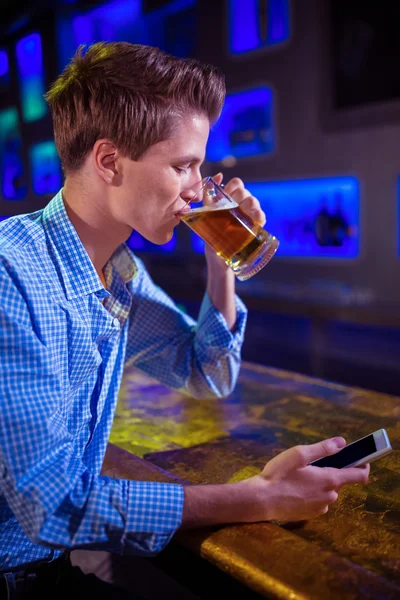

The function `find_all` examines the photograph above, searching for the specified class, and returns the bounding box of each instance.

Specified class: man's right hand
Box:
[245,437,370,523]
[181,437,370,529]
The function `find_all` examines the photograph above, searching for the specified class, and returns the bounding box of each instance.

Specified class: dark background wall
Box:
[153,0,400,395]
[194,0,400,310]
[1,0,400,395]
[194,0,400,395]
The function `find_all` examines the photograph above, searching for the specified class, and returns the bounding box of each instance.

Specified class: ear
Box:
[93,139,119,185]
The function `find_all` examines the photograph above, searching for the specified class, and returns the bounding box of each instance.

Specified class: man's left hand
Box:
[205,173,266,270]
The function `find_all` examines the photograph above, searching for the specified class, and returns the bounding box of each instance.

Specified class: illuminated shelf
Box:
[16,33,47,122]
[0,50,9,87]
[207,87,275,162]
[192,176,360,258]
[30,141,63,195]
[0,50,8,77]
[229,0,291,55]
[246,177,360,258]
[58,0,197,69]
[0,107,27,201]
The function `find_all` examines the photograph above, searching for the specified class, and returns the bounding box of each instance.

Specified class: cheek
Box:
[154,178,183,210]
[122,169,182,221]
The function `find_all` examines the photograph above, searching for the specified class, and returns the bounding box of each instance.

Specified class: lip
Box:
[175,206,191,218]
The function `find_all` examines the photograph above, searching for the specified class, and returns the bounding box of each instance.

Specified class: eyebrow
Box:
[174,155,205,165]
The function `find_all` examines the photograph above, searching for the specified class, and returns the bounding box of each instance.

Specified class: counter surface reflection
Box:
[103,362,400,599]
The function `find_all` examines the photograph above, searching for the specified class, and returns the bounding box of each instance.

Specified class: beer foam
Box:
[183,202,238,215]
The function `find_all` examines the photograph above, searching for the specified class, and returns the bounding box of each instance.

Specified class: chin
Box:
[145,228,175,246]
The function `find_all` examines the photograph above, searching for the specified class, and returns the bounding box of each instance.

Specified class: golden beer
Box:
[181,204,279,280]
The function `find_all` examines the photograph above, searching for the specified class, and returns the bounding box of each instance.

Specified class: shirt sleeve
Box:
[125,257,248,399]
[0,264,184,557]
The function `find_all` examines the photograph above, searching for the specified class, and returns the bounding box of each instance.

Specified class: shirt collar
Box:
[105,244,137,288]
[42,190,137,301]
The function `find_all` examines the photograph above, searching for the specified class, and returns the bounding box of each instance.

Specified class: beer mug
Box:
[179,177,279,281]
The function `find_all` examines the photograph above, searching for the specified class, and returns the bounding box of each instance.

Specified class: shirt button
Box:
[113,317,120,328]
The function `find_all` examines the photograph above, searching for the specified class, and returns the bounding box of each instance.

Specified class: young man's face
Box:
[115,113,210,245]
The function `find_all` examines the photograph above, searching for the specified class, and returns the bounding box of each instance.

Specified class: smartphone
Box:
[310,429,392,469]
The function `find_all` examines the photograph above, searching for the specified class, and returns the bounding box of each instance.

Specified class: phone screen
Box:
[312,434,376,468]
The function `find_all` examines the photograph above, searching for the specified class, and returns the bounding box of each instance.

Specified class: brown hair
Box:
[45,42,225,173]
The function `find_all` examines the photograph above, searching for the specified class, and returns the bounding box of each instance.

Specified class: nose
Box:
[180,179,204,207]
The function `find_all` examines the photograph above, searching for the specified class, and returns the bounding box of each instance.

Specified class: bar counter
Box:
[102,362,400,599]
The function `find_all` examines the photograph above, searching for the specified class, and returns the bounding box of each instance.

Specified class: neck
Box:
[62,177,131,278]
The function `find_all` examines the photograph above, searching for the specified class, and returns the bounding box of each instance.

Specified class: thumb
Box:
[264,437,346,476]
[212,172,223,185]
[262,437,346,478]
[301,437,346,467]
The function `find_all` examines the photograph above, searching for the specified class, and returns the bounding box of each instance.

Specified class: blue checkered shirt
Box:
[0,190,247,569]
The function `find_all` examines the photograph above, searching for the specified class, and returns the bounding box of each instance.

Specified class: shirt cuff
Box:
[124,481,184,556]
[196,291,248,355]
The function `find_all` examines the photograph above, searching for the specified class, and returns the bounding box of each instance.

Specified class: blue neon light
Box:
[16,33,47,122]
[0,51,8,77]
[144,0,196,57]
[0,108,27,201]
[207,87,275,162]
[191,177,360,258]
[268,0,290,43]
[126,231,177,254]
[72,15,95,46]
[58,0,196,70]
[191,233,205,253]
[30,141,63,195]
[71,0,141,48]
[247,177,359,258]
[229,0,290,54]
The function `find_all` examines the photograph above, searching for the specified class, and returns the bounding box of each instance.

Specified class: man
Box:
[0,42,369,598]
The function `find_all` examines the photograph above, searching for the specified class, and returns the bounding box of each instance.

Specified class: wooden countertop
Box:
[102,362,400,599]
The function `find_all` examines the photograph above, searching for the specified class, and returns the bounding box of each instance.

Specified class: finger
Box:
[212,172,224,186]
[326,490,339,504]
[336,464,370,487]
[223,177,245,197]
[319,463,370,489]
[291,437,347,468]
[238,195,266,226]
